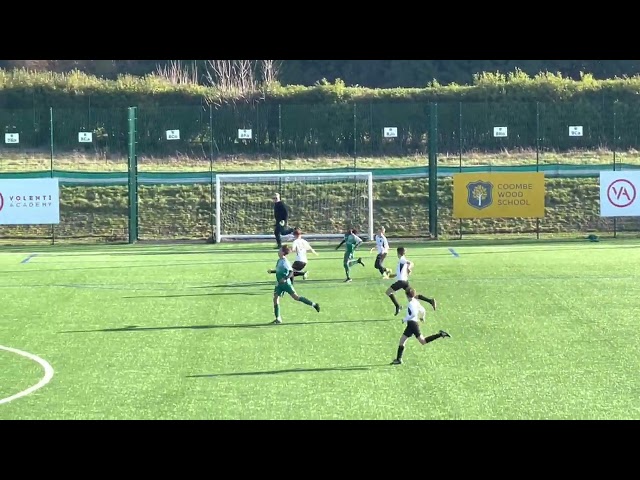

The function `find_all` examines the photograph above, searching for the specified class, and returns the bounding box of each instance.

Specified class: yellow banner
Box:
[453,172,545,219]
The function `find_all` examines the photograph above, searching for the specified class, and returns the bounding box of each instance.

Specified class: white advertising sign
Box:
[238,129,252,139]
[5,133,19,144]
[569,126,583,137]
[493,127,508,137]
[166,130,180,140]
[0,179,60,225]
[78,132,93,143]
[600,171,640,217]
[383,127,398,138]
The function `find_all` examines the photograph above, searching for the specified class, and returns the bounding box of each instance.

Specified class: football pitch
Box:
[1,238,639,420]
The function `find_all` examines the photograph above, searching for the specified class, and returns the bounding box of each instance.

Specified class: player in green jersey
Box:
[335,228,365,282]
[271,244,320,324]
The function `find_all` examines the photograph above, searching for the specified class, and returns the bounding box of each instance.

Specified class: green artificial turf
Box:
[1,239,639,419]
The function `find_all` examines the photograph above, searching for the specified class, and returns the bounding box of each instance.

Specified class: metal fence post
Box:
[613,101,617,238]
[428,102,438,238]
[536,101,540,240]
[50,107,55,245]
[128,106,138,244]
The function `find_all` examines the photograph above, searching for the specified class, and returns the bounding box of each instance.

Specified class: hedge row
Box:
[1,178,638,241]
[4,69,640,106]
[3,69,640,156]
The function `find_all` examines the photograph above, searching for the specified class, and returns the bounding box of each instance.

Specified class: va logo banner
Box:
[466,181,493,210]
[599,172,640,217]
[0,192,4,212]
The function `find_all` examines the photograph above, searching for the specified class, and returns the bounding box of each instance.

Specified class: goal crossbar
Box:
[216,172,373,181]
[215,171,374,243]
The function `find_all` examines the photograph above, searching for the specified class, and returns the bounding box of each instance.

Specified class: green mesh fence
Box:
[0,107,131,242]
[1,101,640,243]
[610,100,640,235]
[52,107,129,171]
[137,183,214,241]
[135,106,212,240]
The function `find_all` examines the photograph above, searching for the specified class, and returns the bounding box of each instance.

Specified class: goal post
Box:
[215,171,374,243]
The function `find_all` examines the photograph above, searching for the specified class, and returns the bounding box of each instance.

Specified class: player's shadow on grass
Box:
[97,249,267,256]
[436,246,612,256]
[187,364,389,378]
[192,279,340,289]
[59,318,390,334]
[122,291,267,299]
[4,261,265,274]
[191,281,274,288]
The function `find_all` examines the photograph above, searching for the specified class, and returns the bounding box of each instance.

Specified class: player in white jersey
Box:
[268,228,317,282]
[369,226,392,278]
[385,246,437,316]
[390,287,450,365]
[290,228,318,282]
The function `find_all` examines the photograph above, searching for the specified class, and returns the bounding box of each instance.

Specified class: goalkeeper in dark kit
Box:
[273,192,295,249]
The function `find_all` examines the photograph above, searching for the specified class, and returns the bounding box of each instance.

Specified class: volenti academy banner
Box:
[0,179,60,225]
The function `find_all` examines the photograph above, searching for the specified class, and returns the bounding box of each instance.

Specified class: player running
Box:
[335,228,365,282]
[290,228,318,282]
[385,246,437,316]
[390,287,450,365]
[370,226,392,278]
[271,244,320,324]
[270,228,318,282]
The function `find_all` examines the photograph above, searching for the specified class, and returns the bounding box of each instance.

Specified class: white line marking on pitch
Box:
[0,345,54,405]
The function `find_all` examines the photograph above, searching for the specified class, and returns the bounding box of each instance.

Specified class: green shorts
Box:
[343,251,354,264]
[274,282,296,297]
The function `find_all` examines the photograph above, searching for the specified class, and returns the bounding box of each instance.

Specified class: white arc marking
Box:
[0,345,54,405]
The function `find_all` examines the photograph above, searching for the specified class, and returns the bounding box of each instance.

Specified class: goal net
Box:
[215,172,374,242]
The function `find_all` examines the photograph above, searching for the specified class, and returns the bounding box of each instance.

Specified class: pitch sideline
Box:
[0,345,54,405]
